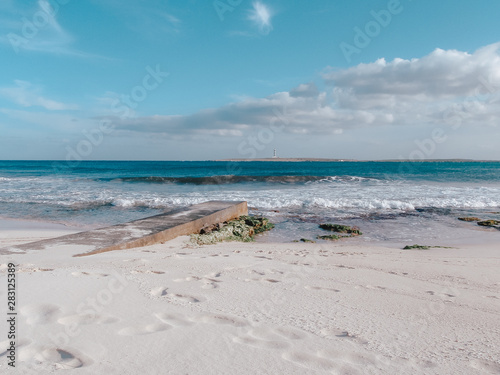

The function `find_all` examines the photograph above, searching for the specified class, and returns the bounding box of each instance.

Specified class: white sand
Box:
[0,228,499,374]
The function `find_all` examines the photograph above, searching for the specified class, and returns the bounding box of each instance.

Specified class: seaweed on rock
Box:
[191,216,274,245]
[319,224,362,236]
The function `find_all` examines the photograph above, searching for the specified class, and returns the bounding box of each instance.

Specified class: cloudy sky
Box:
[1,0,500,160]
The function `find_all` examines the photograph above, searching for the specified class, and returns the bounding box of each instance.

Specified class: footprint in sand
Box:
[233,335,290,350]
[282,351,338,372]
[247,269,266,276]
[43,348,85,369]
[318,348,378,367]
[320,328,351,338]
[233,325,307,351]
[305,285,341,293]
[71,271,109,277]
[118,322,171,336]
[174,276,202,282]
[365,285,386,290]
[150,286,169,297]
[130,269,165,275]
[319,328,368,345]
[200,278,220,289]
[174,275,221,289]
[20,304,61,325]
[283,346,389,374]
[154,313,195,327]
[192,313,249,327]
[14,266,54,273]
[426,290,456,298]
[149,286,206,303]
[21,346,91,370]
[58,313,118,326]
[469,359,500,374]
[168,293,206,303]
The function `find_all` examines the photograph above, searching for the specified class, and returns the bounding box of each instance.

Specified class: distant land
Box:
[217,158,355,162]
[216,158,496,162]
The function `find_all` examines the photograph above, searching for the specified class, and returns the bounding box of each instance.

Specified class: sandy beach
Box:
[1,222,499,374]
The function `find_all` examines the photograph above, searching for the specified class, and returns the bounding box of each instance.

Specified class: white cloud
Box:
[324,43,500,103]
[248,1,273,34]
[290,83,320,98]
[323,42,500,127]
[105,42,500,139]
[0,80,78,111]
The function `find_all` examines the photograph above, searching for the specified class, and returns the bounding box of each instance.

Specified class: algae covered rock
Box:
[299,238,316,243]
[191,215,274,245]
[458,217,481,222]
[319,224,362,235]
[317,234,343,241]
[403,244,452,250]
[240,215,275,234]
[403,244,431,250]
[477,220,500,227]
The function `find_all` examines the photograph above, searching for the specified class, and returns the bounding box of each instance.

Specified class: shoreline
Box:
[215,158,500,162]
[3,159,500,162]
[1,212,499,251]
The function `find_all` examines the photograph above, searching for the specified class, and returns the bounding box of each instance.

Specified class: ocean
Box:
[1,160,499,245]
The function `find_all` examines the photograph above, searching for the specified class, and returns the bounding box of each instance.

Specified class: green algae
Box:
[190,216,274,245]
[319,224,362,236]
[300,238,316,243]
[457,217,481,222]
[403,244,453,250]
[317,234,344,241]
[477,220,500,227]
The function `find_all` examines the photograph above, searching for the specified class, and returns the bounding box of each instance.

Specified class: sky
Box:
[1,0,500,161]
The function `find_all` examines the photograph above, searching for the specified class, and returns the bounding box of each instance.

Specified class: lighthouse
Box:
[273,149,277,158]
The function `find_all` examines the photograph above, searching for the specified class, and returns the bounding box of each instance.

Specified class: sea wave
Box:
[102,175,383,185]
[5,195,496,212]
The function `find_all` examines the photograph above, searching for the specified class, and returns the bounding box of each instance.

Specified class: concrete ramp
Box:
[2,201,248,257]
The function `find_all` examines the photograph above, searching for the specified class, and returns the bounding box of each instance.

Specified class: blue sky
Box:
[1,0,500,160]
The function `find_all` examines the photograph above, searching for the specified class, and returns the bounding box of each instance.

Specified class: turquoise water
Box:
[1,160,499,244]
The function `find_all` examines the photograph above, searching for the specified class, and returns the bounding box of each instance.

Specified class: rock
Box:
[191,216,274,245]
[317,234,343,241]
[403,244,453,250]
[477,220,500,227]
[299,238,316,243]
[200,222,223,234]
[403,244,431,250]
[458,217,481,222]
[319,224,362,235]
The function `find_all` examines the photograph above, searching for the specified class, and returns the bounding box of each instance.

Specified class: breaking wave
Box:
[103,175,383,185]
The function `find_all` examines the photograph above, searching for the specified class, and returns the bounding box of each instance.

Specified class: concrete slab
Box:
[1,201,248,257]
